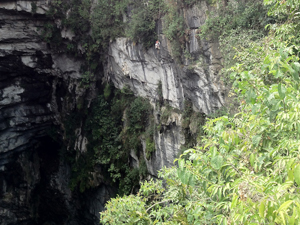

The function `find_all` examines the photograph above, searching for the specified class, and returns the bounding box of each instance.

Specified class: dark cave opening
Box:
[31,135,69,225]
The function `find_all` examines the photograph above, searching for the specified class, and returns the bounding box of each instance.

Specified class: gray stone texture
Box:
[107,1,225,175]
[0,1,108,224]
[0,0,226,223]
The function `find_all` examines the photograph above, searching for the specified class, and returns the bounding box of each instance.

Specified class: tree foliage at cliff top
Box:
[100,0,300,224]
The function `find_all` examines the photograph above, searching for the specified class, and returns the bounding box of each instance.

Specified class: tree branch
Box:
[146,200,171,213]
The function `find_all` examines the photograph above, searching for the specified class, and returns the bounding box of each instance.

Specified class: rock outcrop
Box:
[0,0,86,163]
[0,0,226,224]
[0,2,111,224]
[107,2,225,176]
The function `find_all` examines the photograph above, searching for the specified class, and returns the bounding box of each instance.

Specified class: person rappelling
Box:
[155,40,160,50]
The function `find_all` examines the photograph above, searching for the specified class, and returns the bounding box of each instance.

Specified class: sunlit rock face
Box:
[107,3,224,114]
[107,2,225,176]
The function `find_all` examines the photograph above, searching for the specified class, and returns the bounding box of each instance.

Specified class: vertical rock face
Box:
[107,3,224,113]
[0,2,113,225]
[0,1,85,162]
[106,1,225,176]
[0,0,226,224]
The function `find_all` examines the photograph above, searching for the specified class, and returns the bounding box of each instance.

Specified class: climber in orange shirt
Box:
[155,40,160,50]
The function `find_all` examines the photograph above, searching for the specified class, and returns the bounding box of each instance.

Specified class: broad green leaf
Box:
[252,135,261,147]
[178,159,185,170]
[279,211,286,225]
[288,168,294,181]
[230,72,237,79]
[231,193,238,208]
[246,89,257,104]
[292,62,300,73]
[278,200,293,213]
[275,69,283,78]
[294,164,300,186]
[211,155,223,170]
[287,158,295,170]
[288,206,296,225]
[187,172,195,186]
[259,200,266,217]
[278,83,286,99]
[291,69,300,82]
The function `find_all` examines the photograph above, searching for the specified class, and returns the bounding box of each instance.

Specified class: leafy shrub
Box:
[145,137,155,160]
[64,87,155,194]
[182,100,205,148]
[100,0,300,223]
[126,0,162,49]
[40,22,63,48]
[91,0,129,48]
[103,83,112,100]
[200,0,270,40]
[102,38,300,225]
[128,97,151,133]
[265,0,300,45]
[64,0,91,34]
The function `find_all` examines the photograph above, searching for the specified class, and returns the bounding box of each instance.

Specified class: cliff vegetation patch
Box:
[61,86,154,195]
[100,0,300,224]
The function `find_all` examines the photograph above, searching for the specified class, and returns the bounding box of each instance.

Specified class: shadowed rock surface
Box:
[0,2,113,224]
[0,0,225,224]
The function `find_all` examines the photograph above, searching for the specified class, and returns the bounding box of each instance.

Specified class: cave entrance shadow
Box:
[31,135,70,225]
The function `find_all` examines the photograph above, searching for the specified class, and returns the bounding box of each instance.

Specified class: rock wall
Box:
[0,0,226,224]
[107,2,225,176]
[0,0,87,164]
[0,1,113,224]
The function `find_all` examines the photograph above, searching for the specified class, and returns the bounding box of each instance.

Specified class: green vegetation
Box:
[43,0,205,63]
[124,96,154,157]
[145,137,155,160]
[126,0,162,49]
[80,71,94,88]
[40,22,63,49]
[62,110,94,193]
[200,0,274,83]
[181,100,205,148]
[62,86,155,194]
[160,104,173,124]
[103,83,112,100]
[100,0,300,224]
[200,0,270,40]
[91,0,129,48]
[44,0,159,50]
[31,2,37,14]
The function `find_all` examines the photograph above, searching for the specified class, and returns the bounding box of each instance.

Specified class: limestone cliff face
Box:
[0,1,110,224]
[107,2,225,176]
[0,0,225,224]
[0,0,88,163]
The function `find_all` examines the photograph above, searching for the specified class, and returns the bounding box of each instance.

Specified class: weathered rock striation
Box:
[107,2,225,176]
[0,0,86,164]
[0,0,225,224]
[0,1,110,224]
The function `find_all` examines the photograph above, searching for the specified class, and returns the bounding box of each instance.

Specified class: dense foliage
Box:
[100,0,300,224]
[43,0,208,62]
[44,0,210,196]
[64,87,151,194]
[200,0,270,40]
